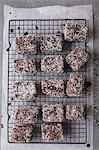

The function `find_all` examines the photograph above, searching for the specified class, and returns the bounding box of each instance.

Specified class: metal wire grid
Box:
[7,19,88,144]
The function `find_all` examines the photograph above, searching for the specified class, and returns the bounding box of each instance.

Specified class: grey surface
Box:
[0,0,99,150]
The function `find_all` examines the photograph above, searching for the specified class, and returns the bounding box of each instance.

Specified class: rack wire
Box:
[7,19,88,144]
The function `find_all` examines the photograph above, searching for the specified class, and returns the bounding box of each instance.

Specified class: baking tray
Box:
[7,19,88,144]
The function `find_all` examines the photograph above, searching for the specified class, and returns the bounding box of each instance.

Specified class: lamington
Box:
[40,34,62,53]
[42,124,63,141]
[42,79,65,97]
[42,104,64,122]
[41,55,64,73]
[11,106,39,124]
[16,35,37,54]
[66,105,85,120]
[66,48,89,71]
[13,81,36,100]
[66,74,85,97]
[13,59,36,74]
[64,23,88,41]
[11,125,33,143]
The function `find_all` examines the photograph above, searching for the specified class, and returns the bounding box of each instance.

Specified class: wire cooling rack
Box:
[7,19,88,144]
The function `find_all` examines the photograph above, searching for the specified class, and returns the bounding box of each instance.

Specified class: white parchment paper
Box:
[2,5,93,150]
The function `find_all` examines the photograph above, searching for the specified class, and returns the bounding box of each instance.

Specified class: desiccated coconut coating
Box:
[13,59,36,74]
[40,34,62,53]
[42,79,65,97]
[42,104,64,122]
[16,35,37,54]
[64,23,88,42]
[41,55,64,73]
[66,48,89,71]
[11,125,33,143]
[11,106,39,124]
[66,74,85,97]
[42,124,63,141]
[13,81,36,100]
[66,105,85,120]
